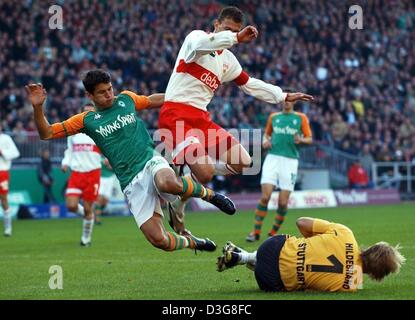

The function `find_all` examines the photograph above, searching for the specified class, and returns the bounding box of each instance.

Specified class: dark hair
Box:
[218,6,244,24]
[82,69,111,94]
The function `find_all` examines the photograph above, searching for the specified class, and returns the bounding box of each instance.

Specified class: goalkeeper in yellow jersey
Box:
[218,218,405,292]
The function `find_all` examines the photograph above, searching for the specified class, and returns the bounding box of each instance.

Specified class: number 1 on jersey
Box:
[306,255,344,274]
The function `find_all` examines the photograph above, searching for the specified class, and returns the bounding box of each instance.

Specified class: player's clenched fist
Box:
[237,26,258,43]
[25,83,47,108]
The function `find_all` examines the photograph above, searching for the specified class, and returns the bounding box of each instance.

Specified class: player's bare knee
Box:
[196,171,214,184]
[0,198,7,210]
[157,178,182,194]
[229,159,252,174]
[67,204,78,212]
[192,167,214,184]
[238,155,253,169]
[260,195,271,204]
[243,158,253,168]
[84,211,94,220]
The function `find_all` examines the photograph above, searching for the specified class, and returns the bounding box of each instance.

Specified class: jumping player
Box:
[159,6,314,234]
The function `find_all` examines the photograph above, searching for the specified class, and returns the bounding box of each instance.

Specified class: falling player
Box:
[26,69,235,253]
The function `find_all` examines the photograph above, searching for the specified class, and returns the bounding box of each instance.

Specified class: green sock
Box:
[271,207,288,234]
[178,176,214,200]
[165,232,193,251]
[253,203,268,236]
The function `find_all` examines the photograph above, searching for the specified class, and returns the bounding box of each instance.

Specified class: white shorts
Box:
[99,175,116,199]
[123,156,178,228]
[260,154,298,192]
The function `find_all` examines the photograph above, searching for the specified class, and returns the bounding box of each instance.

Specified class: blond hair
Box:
[361,242,406,281]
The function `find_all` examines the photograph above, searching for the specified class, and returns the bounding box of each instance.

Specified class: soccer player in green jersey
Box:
[25,69,236,252]
[246,97,313,242]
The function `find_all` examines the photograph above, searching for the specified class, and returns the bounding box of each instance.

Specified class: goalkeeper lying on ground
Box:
[217,217,405,292]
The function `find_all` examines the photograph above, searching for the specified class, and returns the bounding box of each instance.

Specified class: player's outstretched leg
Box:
[141,213,216,252]
[157,170,236,234]
[177,176,236,215]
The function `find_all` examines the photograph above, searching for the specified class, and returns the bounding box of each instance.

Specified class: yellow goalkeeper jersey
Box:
[279,219,363,292]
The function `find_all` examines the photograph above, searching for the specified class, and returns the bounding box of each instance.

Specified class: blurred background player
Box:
[246,95,312,242]
[218,217,406,292]
[37,149,56,204]
[26,70,235,253]
[61,103,101,246]
[95,157,117,225]
[0,124,20,236]
[160,6,314,235]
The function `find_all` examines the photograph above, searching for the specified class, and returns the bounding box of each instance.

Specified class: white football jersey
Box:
[165,30,286,111]
[61,133,101,172]
[0,133,20,171]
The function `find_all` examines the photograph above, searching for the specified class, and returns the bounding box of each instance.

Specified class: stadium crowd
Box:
[1,0,415,167]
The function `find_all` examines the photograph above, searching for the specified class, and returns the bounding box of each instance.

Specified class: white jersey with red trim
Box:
[0,133,20,171]
[165,30,287,111]
[61,133,101,172]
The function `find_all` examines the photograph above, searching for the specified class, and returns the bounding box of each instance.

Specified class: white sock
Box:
[3,208,12,234]
[77,204,85,216]
[239,251,257,266]
[214,161,239,176]
[81,218,94,243]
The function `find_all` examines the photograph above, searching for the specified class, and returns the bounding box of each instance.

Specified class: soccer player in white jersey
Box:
[0,124,20,236]
[159,6,314,234]
[61,104,101,246]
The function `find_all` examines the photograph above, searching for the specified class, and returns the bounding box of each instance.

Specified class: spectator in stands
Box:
[331,113,348,148]
[0,0,414,193]
[348,160,372,189]
[359,143,375,177]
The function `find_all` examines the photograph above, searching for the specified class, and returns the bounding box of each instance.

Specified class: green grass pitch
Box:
[1,203,414,300]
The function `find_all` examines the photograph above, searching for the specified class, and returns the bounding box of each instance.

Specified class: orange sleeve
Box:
[121,90,150,110]
[299,113,312,138]
[264,113,276,137]
[51,112,87,138]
